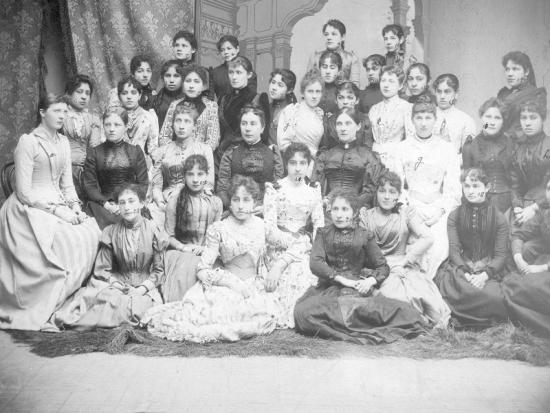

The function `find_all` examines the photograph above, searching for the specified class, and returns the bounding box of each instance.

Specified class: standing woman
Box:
[0,94,100,331]
[306,19,360,86]
[172,30,197,68]
[277,70,324,160]
[253,68,297,146]
[159,64,220,150]
[61,74,102,200]
[83,107,149,229]
[358,54,385,114]
[318,50,342,116]
[107,55,157,110]
[405,63,433,104]
[149,60,185,130]
[462,98,514,213]
[433,73,477,156]
[497,51,546,142]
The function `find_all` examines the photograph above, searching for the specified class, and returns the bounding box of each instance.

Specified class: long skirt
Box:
[434,261,509,329]
[161,250,201,302]
[52,277,162,330]
[0,195,100,331]
[144,269,278,343]
[294,284,427,345]
[378,257,451,327]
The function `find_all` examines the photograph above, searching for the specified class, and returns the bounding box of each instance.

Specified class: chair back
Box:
[1,161,16,199]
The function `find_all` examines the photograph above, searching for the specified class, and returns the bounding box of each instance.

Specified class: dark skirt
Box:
[161,250,200,302]
[434,261,509,329]
[293,284,427,344]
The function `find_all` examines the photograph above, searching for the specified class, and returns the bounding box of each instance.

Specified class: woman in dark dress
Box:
[107,55,157,110]
[358,54,385,114]
[435,168,510,329]
[496,51,547,142]
[84,107,149,229]
[318,50,341,116]
[505,176,550,337]
[462,97,514,213]
[294,190,427,344]
[149,60,185,130]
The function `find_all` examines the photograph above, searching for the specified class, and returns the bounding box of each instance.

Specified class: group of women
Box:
[0,21,549,345]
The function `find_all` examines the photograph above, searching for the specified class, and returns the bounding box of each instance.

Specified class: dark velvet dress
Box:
[83,140,149,229]
[358,83,383,114]
[319,112,374,152]
[462,132,515,212]
[294,224,427,344]
[504,206,550,337]
[435,200,510,328]
[313,140,384,209]
[510,132,550,209]
[210,61,257,103]
[218,85,257,156]
[318,83,338,117]
[149,88,185,130]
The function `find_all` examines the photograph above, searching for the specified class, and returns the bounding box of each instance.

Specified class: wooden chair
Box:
[1,160,15,199]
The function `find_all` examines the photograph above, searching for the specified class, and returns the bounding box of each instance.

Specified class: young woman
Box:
[159,64,220,150]
[368,65,414,170]
[210,35,257,101]
[252,68,297,145]
[382,24,406,68]
[433,73,477,156]
[53,184,167,330]
[359,54,385,113]
[510,98,550,226]
[314,107,384,212]
[217,105,284,209]
[507,176,550,337]
[162,155,223,303]
[117,76,159,166]
[0,94,100,331]
[435,168,511,329]
[218,56,257,157]
[61,74,102,199]
[149,60,185,130]
[405,63,433,104]
[360,171,450,327]
[277,70,325,160]
[263,143,324,328]
[107,55,157,110]
[145,175,279,343]
[318,50,341,116]
[172,30,197,68]
[83,107,149,229]
[496,51,546,142]
[149,104,214,227]
[394,95,462,279]
[294,190,427,344]
[462,98,514,213]
[320,81,373,151]
[306,19,360,86]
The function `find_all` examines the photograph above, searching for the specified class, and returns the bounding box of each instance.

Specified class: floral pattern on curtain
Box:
[0,0,43,203]
[66,0,195,111]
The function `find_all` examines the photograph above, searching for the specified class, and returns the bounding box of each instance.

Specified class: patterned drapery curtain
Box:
[0,0,43,202]
[66,0,195,110]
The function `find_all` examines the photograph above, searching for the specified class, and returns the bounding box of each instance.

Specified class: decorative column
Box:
[391,0,411,35]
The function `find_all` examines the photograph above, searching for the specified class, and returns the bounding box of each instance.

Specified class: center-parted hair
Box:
[65,74,95,95]
[478,97,508,121]
[114,183,147,203]
[216,35,239,51]
[329,189,361,214]
[103,106,129,125]
[283,142,312,165]
[433,73,459,93]
[501,51,536,86]
[240,103,266,127]
[319,50,343,70]
[362,54,386,69]
[407,63,431,84]
[336,106,363,125]
[161,60,185,78]
[228,55,253,73]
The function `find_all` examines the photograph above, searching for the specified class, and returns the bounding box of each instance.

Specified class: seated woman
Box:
[506,175,550,337]
[360,171,450,327]
[159,64,220,151]
[394,94,461,279]
[54,184,167,330]
[144,175,279,343]
[252,68,297,146]
[435,168,510,329]
[510,97,550,226]
[358,54,385,114]
[217,104,284,210]
[84,107,149,229]
[294,190,427,344]
[149,104,214,227]
[314,107,384,213]
[318,50,341,116]
[117,76,159,167]
[263,143,325,328]
[462,98,514,213]
[496,51,547,143]
[277,70,325,161]
[107,55,157,110]
[61,74,102,200]
[432,74,476,156]
[0,94,100,331]
[162,155,223,302]
[149,60,185,130]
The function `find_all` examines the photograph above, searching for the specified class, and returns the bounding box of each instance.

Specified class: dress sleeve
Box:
[133,146,149,189]
[59,138,79,204]
[447,208,468,269]
[141,226,168,291]
[197,223,222,271]
[362,231,390,286]
[216,147,234,208]
[348,52,361,87]
[107,88,122,111]
[272,146,285,181]
[212,195,223,222]
[164,189,178,237]
[462,114,477,150]
[511,212,542,255]
[311,151,327,195]
[14,134,41,207]
[263,183,295,249]
[83,147,109,203]
[158,100,179,146]
[486,212,510,280]
[146,110,159,155]
[461,138,475,169]
[438,147,462,214]
[359,150,385,209]
[310,229,336,281]
[205,101,220,150]
[89,114,104,148]
[93,226,116,282]
[277,105,295,152]
[510,156,523,208]
[404,207,434,264]
[149,145,166,200]
[310,183,325,240]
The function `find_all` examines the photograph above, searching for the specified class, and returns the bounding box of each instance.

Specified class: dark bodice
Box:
[320,112,373,151]
[319,83,338,116]
[358,84,383,114]
[211,62,257,102]
[218,86,257,149]
[231,142,275,187]
[150,88,184,130]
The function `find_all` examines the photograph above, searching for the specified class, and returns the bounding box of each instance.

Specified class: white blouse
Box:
[434,106,477,155]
